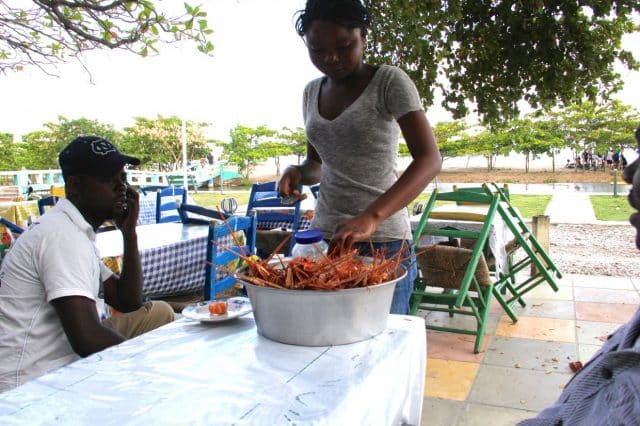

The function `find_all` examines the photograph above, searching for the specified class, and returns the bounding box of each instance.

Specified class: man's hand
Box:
[114,185,139,234]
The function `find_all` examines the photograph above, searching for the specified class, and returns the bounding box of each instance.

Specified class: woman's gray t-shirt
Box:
[302,64,423,241]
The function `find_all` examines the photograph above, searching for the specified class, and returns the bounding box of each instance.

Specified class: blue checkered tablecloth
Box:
[140,237,208,297]
[138,193,157,225]
[97,223,240,298]
[257,216,312,231]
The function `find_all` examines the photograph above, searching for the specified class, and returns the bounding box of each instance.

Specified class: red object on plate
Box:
[208,301,228,315]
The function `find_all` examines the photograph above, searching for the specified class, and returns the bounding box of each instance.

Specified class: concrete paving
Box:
[544,192,598,224]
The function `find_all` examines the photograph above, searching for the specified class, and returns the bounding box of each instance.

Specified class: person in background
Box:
[26,186,41,201]
[518,124,640,425]
[277,0,442,314]
[0,136,175,392]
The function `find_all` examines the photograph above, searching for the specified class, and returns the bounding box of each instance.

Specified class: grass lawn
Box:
[190,191,250,209]
[509,194,552,218]
[409,193,552,219]
[590,195,634,221]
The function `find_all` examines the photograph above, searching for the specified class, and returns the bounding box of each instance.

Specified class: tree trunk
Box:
[525,151,530,173]
[275,157,281,176]
[552,150,556,173]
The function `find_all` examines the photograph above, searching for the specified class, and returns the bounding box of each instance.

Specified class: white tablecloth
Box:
[0,315,426,425]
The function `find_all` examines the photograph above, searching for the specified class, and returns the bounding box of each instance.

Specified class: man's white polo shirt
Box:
[0,198,113,391]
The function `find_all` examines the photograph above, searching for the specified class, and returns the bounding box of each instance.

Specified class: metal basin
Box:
[242,261,406,346]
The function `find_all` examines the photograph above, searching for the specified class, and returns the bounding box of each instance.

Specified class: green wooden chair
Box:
[410,189,504,353]
[452,183,562,309]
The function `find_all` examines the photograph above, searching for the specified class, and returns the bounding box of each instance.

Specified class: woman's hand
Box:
[328,212,381,253]
[277,166,307,204]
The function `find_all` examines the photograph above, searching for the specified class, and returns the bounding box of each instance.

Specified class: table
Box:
[410,203,515,274]
[0,314,426,425]
[96,223,210,298]
[0,200,39,228]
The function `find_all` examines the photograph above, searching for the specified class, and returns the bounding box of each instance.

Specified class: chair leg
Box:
[472,285,493,354]
[409,278,426,315]
[492,285,518,323]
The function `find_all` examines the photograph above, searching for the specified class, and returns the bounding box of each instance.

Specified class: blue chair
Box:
[247,181,301,256]
[0,217,24,235]
[204,214,256,300]
[140,185,168,196]
[156,186,187,223]
[309,184,320,199]
[179,203,228,225]
[37,196,59,216]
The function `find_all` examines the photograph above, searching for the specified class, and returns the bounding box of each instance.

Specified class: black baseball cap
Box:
[58,136,140,180]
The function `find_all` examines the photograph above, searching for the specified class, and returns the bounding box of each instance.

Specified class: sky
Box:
[0,0,639,144]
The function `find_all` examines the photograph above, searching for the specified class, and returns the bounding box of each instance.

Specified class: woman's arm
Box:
[330,110,441,250]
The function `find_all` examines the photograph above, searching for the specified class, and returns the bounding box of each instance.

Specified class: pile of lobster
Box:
[217,221,406,291]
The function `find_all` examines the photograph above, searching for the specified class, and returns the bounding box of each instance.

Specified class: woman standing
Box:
[278,0,442,314]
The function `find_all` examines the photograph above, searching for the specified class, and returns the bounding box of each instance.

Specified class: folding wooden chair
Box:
[204,214,256,300]
[488,182,562,307]
[410,189,508,353]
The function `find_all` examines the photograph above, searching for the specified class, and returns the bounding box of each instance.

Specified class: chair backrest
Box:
[309,184,320,199]
[0,217,24,235]
[140,185,168,196]
[37,196,59,216]
[156,186,187,223]
[452,183,511,204]
[247,181,302,255]
[204,214,257,300]
[179,203,228,225]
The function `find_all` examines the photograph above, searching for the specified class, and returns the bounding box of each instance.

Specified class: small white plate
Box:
[182,297,252,323]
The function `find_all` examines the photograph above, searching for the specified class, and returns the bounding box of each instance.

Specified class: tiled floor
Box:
[417,273,640,425]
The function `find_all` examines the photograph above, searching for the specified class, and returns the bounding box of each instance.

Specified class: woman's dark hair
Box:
[294,0,370,37]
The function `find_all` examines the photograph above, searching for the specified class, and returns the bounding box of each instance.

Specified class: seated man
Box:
[0,136,175,392]
[519,124,640,425]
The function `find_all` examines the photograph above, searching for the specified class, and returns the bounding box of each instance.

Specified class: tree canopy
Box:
[365,0,640,124]
[0,0,213,74]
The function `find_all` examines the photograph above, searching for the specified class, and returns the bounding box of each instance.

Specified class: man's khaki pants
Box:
[102,301,175,339]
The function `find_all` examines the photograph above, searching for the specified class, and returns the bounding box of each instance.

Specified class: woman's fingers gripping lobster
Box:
[328,214,380,254]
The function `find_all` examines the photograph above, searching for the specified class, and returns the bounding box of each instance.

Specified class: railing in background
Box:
[0,169,170,194]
